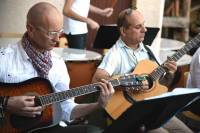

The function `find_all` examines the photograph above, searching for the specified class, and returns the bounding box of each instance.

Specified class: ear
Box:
[27,24,33,32]
[120,27,126,37]
[26,23,34,37]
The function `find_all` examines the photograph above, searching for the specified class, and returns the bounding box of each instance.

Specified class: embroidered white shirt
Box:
[0,41,78,122]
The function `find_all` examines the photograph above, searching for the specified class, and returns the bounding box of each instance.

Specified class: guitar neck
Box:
[38,78,121,106]
[149,33,200,81]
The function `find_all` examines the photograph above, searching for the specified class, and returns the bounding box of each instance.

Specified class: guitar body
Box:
[105,60,168,119]
[0,77,54,132]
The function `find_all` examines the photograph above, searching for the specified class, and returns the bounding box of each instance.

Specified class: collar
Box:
[19,40,31,61]
[118,38,148,52]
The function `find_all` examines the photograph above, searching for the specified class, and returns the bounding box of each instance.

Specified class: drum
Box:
[53,48,102,88]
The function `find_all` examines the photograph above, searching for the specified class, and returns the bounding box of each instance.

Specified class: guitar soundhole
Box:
[10,113,42,130]
[147,76,153,90]
[134,75,153,92]
[135,75,153,92]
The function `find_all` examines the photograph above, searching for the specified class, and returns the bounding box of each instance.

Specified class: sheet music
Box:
[145,88,200,100]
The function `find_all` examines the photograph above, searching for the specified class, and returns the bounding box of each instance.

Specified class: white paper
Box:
[145,88,200,100]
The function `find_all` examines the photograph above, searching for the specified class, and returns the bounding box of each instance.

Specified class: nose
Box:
[141,26,147,33]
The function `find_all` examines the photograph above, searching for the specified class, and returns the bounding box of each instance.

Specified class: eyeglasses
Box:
[35,27,64,39]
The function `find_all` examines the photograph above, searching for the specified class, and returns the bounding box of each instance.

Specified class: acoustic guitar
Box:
[0,75,143,132]
[105,33,200,120]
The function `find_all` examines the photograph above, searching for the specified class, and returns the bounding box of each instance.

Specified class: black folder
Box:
[93,25,160,49]
[143,27,160,46]
[93,25,119,49]
[103,88,200,133]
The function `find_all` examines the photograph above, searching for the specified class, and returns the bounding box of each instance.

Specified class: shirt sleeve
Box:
[52,58,78,122]
[98,48,120,76]
[55,83,78,122]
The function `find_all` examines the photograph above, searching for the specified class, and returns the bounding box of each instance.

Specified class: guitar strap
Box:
[143,45,160,66]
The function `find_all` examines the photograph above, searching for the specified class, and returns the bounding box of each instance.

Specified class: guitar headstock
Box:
[118,74,146,87]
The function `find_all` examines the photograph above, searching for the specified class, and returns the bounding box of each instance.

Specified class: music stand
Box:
[93,25,160,49]
[143,27,160,46]
[93,25,119,49]
[103,88,200,133]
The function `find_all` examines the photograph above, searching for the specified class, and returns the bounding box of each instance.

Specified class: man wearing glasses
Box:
[0,2,114,133]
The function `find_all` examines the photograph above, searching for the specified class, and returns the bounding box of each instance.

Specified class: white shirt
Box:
[0,41,77,122]
[63,0,90,35]
[187,48,200,88]
[98,38,160,76]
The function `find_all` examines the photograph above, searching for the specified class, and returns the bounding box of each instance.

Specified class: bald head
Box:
[117,8,143,29]
[27,2,62,28]
[117,8,146,47]
[25,2,63,51]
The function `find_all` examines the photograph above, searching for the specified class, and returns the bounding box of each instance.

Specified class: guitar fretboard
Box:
[150,33,200,81]
[38,75,137,106]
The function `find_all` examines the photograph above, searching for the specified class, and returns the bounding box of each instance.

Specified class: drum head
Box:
[53,48,102,61]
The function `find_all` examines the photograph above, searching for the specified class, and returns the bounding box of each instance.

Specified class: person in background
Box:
[185,47,200,130]
[63,0,113,49]
[0,2,114,133]
[92,8,193,133]
[187,47,200,89]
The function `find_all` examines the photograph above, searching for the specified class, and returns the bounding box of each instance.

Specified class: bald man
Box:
[0,2,114,133]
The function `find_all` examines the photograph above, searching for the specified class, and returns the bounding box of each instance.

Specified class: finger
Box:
[101,79,114,96]
[33,111,42,115]
[165,64,173,71]
[24,95,35,100]
[17,112,36,118]
[98,82,107,96]
[19,112,39,118]
[24,110,42,116]
[107,82,115,94]
[23,100,35,107]
[165,60,176,67]
[165,64,177,73]
[23,106,42,112]
[101,79,110,93]
[166,59,177,67]
[167,60,176,66]
[16,109,41,118]
[166,62,176,69]
[167,56,173,61]
[96,24,100,30]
